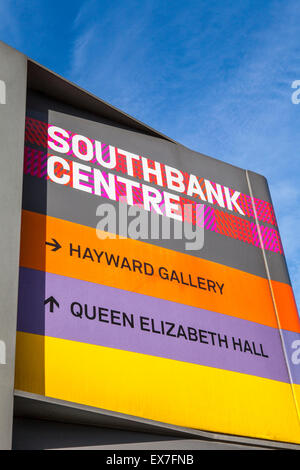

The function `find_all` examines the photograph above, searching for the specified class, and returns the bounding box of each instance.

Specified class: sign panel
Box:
[15,86,300,444]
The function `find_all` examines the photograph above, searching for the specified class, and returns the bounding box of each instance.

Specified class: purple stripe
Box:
[17,267,289,383]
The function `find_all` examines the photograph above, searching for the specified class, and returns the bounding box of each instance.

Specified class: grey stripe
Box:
[22,174,289,284]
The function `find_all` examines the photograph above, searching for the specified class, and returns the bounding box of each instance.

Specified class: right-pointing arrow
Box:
[45,238,62,252]
[44,296,60,313]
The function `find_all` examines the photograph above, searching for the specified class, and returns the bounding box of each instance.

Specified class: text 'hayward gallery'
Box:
[0,40,300,450]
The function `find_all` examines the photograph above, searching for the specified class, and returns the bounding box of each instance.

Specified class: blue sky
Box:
[1,0,300,308]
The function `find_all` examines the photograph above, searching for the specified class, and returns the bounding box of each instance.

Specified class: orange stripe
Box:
[271,281,300,332]
[19,209,300,332]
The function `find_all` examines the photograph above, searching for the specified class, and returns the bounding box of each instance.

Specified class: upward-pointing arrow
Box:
[44,296,60,313]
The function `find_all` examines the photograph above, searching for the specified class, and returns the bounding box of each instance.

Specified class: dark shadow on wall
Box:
[12,417,177,449]
[14,97,50,398]
[12,417,261,450]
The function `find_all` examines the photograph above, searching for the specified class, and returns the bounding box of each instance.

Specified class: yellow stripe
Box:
[15,331,300,444]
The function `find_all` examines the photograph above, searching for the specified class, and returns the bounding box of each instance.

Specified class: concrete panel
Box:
[0,41,27,449]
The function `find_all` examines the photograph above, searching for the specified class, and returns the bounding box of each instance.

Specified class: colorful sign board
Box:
[14,86,300,444]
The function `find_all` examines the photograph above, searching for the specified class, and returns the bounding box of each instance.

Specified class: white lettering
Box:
[142,157,163,186]
[47,155,70,185]
[73,161,92,193]
[118,149,140,176]
[187,174,206,201]
[142,184,163,215]
[223,186,244,215]
[94,169,116,200]
[48,126,70,153]
[164,191,182,221]
[165,165,185,193]
[117,175,141,206]
[204,179,225,208]
[95,142,117,169]
[72,134,94,162]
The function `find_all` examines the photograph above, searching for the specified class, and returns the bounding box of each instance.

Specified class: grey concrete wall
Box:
[0,41,27,449]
